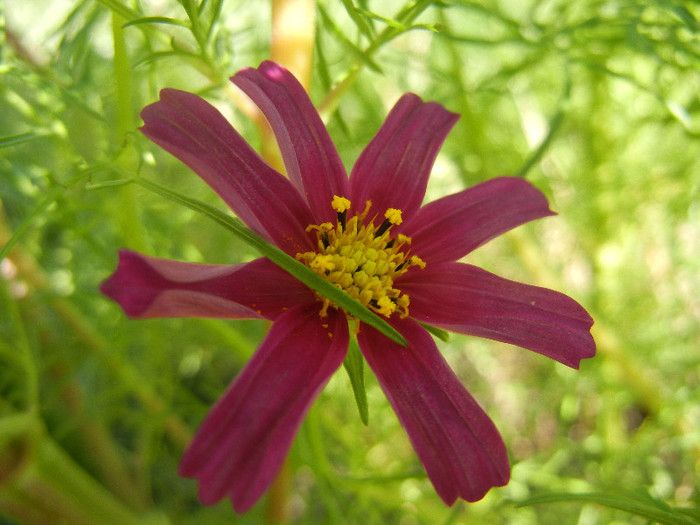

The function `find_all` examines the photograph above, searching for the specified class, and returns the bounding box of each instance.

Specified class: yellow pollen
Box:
[410,255,426,269]
[296,198,426,320]
[331,195,351,213]
[385,208,403,225]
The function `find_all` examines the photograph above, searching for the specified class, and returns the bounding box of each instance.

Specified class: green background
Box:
[1,1,698,523]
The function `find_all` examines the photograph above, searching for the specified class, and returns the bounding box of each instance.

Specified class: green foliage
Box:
[518,490,700,525]
[1,0,699,524]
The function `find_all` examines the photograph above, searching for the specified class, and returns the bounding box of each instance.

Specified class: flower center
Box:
[297,196,425,319]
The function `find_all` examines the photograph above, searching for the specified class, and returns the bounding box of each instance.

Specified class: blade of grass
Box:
[132,177,408,347]
[0,131,48,148]
[122,16,189,29]
[418,322,450,342]
[517,492,699,525]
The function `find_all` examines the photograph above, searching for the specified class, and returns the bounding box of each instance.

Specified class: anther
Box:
[375,208,403,237]
[332,196,351,231]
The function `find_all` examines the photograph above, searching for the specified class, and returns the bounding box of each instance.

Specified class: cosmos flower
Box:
[101,61,595,513]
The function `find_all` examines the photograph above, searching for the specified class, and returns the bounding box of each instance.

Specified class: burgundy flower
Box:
[101,61,595,512]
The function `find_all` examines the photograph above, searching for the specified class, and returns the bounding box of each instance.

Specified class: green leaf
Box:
[418,322,450,342]
[668,5,699,30]
[340,0,376,40]
[343,336,369,425]
[318,4,383,73]
[353,6,437,34]
[132,177,408,347]
[122,16,190,29]
[0,131,47,148]
[517,492,699,525]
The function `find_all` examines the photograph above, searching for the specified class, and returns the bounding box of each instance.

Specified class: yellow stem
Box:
[271,0,316,91]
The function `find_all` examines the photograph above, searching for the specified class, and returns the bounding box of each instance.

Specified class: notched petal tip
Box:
[179,305,349,512]
[101,251,311,321]
[402,261,597,369]
[358,318,510,505]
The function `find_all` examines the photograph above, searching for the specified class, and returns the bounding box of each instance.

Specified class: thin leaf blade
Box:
[133,177,408,347]
[343,336,369,425]
[517,492,699,525]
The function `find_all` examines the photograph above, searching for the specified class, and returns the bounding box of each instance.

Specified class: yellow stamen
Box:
[384,208,403,225]
[410,255,426,269]
[296,196,425,320]
[331,196,351,213]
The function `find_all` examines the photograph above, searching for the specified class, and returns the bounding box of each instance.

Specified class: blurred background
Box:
[1,1,698,523]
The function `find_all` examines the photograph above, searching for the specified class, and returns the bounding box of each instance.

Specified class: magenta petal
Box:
[404,177,555,263]
[232,61,348,223]
[179,304,348,512]
[140,88,315,255]
[358,318,509,504]
[100,250,313,320]
[400,262,596,368]
[349,93,459,220]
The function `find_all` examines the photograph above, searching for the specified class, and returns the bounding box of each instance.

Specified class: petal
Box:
[232,61,348,222]
[404,177,555,264]
[100,250,313,320]
[349,94,459,220]
[140,88,315,255]
[358,318,509,504]
[179,304,348,512]
[400,262,596,368]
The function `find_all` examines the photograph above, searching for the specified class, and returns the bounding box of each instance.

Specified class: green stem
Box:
[516,70,570,178]
[183,0,209,57]
[112,13,134,137]
[112,11,149,253]
[319,0,437,115]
